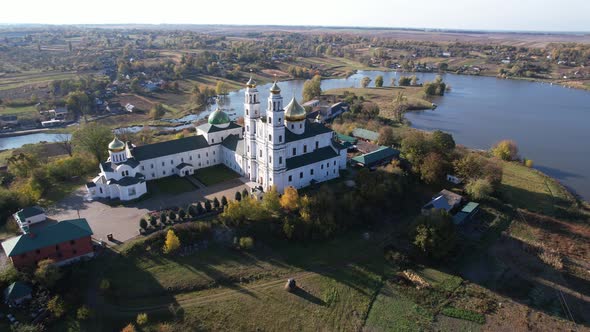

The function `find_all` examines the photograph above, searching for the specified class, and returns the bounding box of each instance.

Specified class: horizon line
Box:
[0,23,589,35]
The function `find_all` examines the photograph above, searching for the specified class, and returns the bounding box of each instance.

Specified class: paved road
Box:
[46,178,249,244]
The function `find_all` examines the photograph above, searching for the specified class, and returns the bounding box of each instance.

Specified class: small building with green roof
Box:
[452,202,480,225]
[13,206,46,230]
[4,281,32,305]
[351,146,400,168]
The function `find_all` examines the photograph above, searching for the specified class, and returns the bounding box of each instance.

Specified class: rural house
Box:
[13,206,46,231]
[1,219,94,270]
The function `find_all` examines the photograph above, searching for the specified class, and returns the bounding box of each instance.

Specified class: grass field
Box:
[323,86,435,119]
[0,104,39,119]
[293,56,389,77]
[193,164,240,186]
[498,161,576,216]
[147,176,197,195]
[0,71,80,91]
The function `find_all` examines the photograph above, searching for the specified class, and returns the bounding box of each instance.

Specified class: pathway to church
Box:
[46,178,249,244]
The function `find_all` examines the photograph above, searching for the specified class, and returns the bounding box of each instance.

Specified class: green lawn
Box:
[193,164,240,186]
[365,281,434,331]
[0,104,39,119]
[498,161,577,216]
[147,176,197,195]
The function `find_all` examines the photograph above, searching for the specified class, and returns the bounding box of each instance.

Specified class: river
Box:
[2,71,590,200]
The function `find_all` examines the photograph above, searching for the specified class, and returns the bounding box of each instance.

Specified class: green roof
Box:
[337,133,358,144]
[15,206,45,220]
[286,146,339,170]
[4,281,32,301]
[351,146,400,167]
[208,108,231,125]
[352,128,379,141]
[461,202,480,213]
[132,135,209,161]
[1,219,93,257]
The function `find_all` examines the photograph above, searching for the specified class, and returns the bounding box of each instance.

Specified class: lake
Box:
[3,71,590,200]
[0,133,72,150]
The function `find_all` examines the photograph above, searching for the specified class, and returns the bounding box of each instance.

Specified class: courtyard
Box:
[45,176,249,244]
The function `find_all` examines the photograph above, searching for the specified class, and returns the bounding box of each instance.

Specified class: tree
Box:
[239,237,254,249]
[77,306,92,320]
[178,209,186,220]
[213,197,221,210]
[149,103,166,120]
[419,152,448,184]
[234,191,242,202]
[401,131,431,167]
[139,218,148,230]
[411,210,456,259]
[47,295,66,318]
[136,313,148,326]
[72,124,112,163]
[204,200,212,212]
[280,186,299,211]
[188,205,197,217]
[398,76,411,86]
[431,130,455,153]
[242,188,249,200]
[377,127,396,146]
[374,75,384,88]
[360,76,371,88]
[215,81,227,96]
[35,259,62,288]
[392,92,407,122]
[221,196,228,207]
[168,211,176,222]
[163,229,181,254]
[262,186,281,215]
[196,202,205,215]
[56,133,73,157]
[410,75,419,86]
[390,77,396,86]
[302,75,322,101]
[491,140,519,161]
[466,178,494,199]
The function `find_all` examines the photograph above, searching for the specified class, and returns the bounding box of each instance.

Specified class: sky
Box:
[0,0,589,32]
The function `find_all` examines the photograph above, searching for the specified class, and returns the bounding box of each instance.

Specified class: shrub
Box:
[47,295,66,318]
[204,200,212,212]
[239,237,254,249]
[188,205,197,217]
[524,158,534,168]
[213,197,221,210]
[99,279,110,292]
[178,209,186,220]
[491,139,519,161]
[168,211,176,222]
[441,307,485,324]
[242,188,249,199]
[466,178,494,200]
[136,313,148,326]
[149,215,157,226]
[235,191,242,201]
[163,229,181,254]
[139,219,148,230]
[411,210,456,260]
[35,259,62,288]
[77,305,92,320]
[160,212,167,224]
[221,195,228,207]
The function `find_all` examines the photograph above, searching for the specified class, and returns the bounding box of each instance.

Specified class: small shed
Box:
[4,281,32,305]
[453,202,480,225]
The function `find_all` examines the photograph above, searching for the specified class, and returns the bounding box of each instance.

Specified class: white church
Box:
[86,78,347,201]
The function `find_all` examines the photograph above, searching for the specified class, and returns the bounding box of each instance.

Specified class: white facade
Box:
[87,79,346,200]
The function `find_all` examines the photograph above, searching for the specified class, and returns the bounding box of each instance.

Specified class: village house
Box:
[422,189,465,215]
[86,78,348,201]
[13,206,46,231]
[4,281,32,306]
[1,219,94,270]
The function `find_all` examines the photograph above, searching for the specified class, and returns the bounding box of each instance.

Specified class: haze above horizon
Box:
[1,0,589,33]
